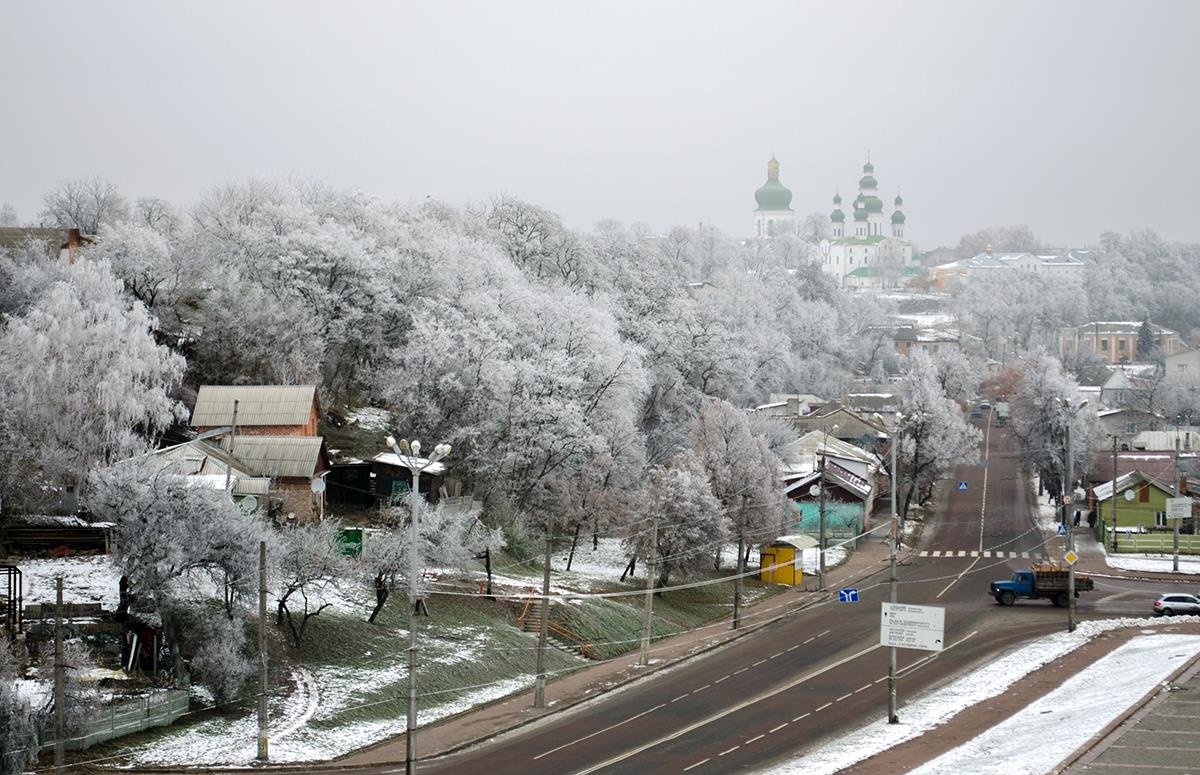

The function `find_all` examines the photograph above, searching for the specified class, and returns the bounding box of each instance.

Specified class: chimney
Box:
[787,397,800,416]
[66,228,81,263]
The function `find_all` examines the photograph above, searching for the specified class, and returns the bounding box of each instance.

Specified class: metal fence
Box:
[47,690,190,751]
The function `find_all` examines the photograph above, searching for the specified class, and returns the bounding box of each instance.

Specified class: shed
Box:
[760,535,817,586]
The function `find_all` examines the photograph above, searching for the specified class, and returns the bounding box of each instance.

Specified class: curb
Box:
[1053,639,1200,774]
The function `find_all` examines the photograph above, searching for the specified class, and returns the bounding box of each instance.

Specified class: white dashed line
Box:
[745,734,765,745]
[818,630,830,637]
[532,702,665,760]
[793,712,811,722]
[693,684,711,693]
[714,675,730,684]
[683,759,710,772]
[671,694,688,703]
[802,637,815,645]
[770,651,784,659]
[769,722,788,733]
[815,702,832,712]
[734,667,748,675]
[854,684,871,693]
[718,746,740,757]
[786,644,800,652]
[836,693,853,702]
[753,659,767,667]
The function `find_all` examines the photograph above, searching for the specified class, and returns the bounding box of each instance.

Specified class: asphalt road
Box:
[390,412,1161,775]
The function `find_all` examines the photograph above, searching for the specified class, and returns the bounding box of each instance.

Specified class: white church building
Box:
[819,159,916,288]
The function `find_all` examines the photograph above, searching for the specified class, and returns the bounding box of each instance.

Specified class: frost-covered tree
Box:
[931,348,981,405]
[625,452,727,587]
[1009,352,1101,498]
[274,521,345,648]
[39,176,129,233]
[0,259,185,500]
[186,613,255,704]
[0,640,38,775]
[363,497,503,623]
[0,202,18,227]
[898,350,982,519]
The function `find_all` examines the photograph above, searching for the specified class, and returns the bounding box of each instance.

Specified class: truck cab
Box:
[990,571,1034,605]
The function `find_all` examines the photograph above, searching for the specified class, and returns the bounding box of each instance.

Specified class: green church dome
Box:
[894,194,904,206]
[853,208,868,222]
[755,180,793,211]
[859,175,878,190]
[891,210,906,224]
[833,193,842,205]
[831,209,845,222]
[861,195,884,213]
[863,161,875,174]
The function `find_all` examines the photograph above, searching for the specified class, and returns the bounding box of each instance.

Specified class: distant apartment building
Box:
[927,248,1087,291]
[1059,321,1183,365]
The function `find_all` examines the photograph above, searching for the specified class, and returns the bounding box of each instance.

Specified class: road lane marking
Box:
[734,668,748,675]
[769,723,788,733]
[753,659,767,667]
[787,644,800,652]
[745,734,765,744]
[672,694,688,702]
[714,675,730,684]
[896,631,979,678]
[793,712,811,722]
[802,637,815,645]
[815,702,832,712]
[771,651,784,659]
[937,555,980,599]
[572,643,883,775]
[718,746,739,756]
[532,702,665,760]
[683,759,710,772]
[836,693,852,702]
[693,684,711,693]
[854,684,871,693]
[818,630,830,637]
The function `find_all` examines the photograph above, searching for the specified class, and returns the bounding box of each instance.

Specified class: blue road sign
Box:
[957,481,969,491]
[1057,523,1069,536]
[838,588,860,603]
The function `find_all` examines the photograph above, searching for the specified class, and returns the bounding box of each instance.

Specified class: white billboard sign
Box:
[1165,497,1191,521]
[881,602,945,652]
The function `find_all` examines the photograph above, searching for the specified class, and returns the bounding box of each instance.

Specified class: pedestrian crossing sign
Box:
[1057,523,1069,536]
[957,481,968,491]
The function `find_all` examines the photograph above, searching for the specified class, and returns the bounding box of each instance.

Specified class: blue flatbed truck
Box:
[990,564,1094,608]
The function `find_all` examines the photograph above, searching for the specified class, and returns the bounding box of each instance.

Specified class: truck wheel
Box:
[999,591,1015,606]
[1054,593,1069,608]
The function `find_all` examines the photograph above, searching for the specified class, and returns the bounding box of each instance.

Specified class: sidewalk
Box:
[331,532,897,768]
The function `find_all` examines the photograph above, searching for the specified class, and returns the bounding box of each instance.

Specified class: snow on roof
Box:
[766,534,819,550]
[373,452,447,476]
[191,385,318,427]
[1094,470,1177,500]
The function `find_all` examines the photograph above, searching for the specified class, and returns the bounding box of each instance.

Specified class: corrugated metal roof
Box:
[191,385,318,427]
[230,435,326,479]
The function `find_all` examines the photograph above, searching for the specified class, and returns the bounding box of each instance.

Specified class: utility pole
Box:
[639,508,659,666]
[887,430,899,724]
[1065,408,1076,633]
[406,462,421,775]
[1174,438,1181,573]
[818,452,827,591]
[224,399,240,492]
[257,540,268,761]
[1111,436,1119,552]
[733,517,745,630]
[533,514,552,708]
[54,576,65,774]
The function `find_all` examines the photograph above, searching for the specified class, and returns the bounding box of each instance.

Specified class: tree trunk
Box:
[367,573,389,624]
[566,523,581,572]
[484,548,494,599]
[592,518,599,550]
[620,554,636,582]
[117,575,130,618]
[733,534,745,629]
[713,546,723,572]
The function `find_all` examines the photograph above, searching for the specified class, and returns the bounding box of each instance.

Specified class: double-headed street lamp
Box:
[385,435,451,775]
[1055,397,1087,633]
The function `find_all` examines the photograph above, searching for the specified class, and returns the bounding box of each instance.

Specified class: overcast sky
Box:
[2,1,1198,248]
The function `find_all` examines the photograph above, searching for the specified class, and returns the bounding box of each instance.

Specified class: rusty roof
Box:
[191,385,318,427]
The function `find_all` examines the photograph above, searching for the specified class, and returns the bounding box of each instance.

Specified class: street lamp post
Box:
[887,413,903,724]
[1057,398,1087,633]
[818,424,839,591]
[386,435,451,775]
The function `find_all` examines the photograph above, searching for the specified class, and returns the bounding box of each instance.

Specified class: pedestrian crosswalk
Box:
[917,550,1034,559]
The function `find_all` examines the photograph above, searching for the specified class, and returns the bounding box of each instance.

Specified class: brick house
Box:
[191,385,320,437]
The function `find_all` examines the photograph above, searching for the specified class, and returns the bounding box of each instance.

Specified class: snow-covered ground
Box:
[911,633,1200,774]
[17,555,121,608]
[1105,553,1200,575]
[763,617,1186,775]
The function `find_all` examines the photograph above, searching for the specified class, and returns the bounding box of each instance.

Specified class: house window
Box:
[1101,340,1109,351]
[1119,339,1127,351]
[1156,511,1167,528]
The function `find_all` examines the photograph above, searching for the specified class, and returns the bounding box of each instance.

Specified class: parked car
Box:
[1152,593,1200,616]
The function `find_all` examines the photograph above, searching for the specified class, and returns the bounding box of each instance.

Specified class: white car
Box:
[1152,593,1200,616]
